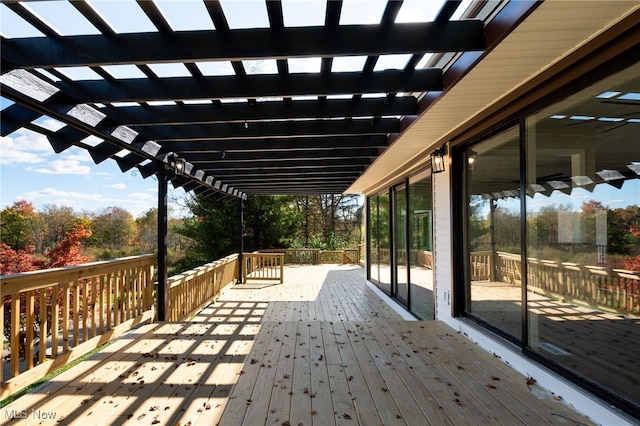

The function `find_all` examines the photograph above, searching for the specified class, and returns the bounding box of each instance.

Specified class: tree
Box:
[136,208,158,253]
[0,200,36,250]
[88,207,136,250]
[46,220,92,268]
[2,219,92,356]
[0,243,43,275]
[177,195,302,270]
[608,205,640,256]
[293,195,362,249]
[31,204,78,253]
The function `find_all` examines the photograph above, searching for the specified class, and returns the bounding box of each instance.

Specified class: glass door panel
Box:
[394,184,409,306]
[409,172,435,319]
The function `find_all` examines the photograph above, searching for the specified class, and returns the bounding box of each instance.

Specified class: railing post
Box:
[157,164,169,321]
[238,197,245,284]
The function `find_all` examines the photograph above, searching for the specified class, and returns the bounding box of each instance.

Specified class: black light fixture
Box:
[168,153,185,176]
[431,146,447,174]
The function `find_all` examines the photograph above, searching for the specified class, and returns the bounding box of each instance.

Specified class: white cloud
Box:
[63,148,93,162]
[20,187,105,201]
[108,183,127,190]
[128,192,154,200]
[0,130,53,165]
[29,159,91,175]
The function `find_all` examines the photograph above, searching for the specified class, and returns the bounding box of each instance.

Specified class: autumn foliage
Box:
[0,222,92,274]
[45,222,93,268]
[0,244,44,275]
[624,255,640,272]
[2,215,93,355]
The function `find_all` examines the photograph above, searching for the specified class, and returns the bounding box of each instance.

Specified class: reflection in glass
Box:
[368,192,391,295]
[378,191,392,295]
[465,126,522,340]
[395,184,409,306]
[526,61,640,406]
[409,172,435,319]
[368,195,380,284]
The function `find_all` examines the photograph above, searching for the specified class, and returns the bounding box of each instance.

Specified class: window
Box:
[368,191,391,295]
[525,61,640,406]
[464,126,522,340]
[409,171,435,319]
[460,59,640,411]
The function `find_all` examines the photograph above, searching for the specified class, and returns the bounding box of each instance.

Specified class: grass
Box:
[0,341,113,408]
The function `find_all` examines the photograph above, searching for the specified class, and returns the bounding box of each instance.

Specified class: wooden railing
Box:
[259,247,364,265]
[243,252,284,283]
[470,251,640,315]
[0,254,155,399]
[166,254,238,321]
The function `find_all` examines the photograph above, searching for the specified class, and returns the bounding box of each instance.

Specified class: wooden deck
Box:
[2,265,594,425]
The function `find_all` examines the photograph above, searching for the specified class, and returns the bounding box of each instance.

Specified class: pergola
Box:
[1,1,535,320]
[0,0,536,200]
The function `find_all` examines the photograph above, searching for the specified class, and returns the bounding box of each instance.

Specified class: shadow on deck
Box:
[2,265,593,425]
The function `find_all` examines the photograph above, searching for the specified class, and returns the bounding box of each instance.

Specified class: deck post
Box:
[238,197,245,284]
[157,165,169,321]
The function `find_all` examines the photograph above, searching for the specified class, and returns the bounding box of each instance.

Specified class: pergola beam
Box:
[158,135,388,152]
[59,69,443,103]
[141,118,399,141]
[2,22,485,69]
[182,147,380,162]
[111,97,418,126]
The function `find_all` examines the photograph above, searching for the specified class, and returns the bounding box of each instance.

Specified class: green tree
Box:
[89,206,136,250]
[0,200,36,250]
[468,196,489,251]
[177,195,301,270]
[31,204,78,253]
[608,205,640,256]
[293,195,362,249]
[136,208,158,253]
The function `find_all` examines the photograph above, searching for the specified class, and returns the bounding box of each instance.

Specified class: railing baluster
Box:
[91,276,98,339]
[52,284,59,358]
[63,282,70,353]
[73,279,80,347]
[25,290,34,370]
[0,255,155,398]
[82,279,89,343]
[10,295,20,377]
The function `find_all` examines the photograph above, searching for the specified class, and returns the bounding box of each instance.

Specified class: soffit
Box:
[348,1,640,195]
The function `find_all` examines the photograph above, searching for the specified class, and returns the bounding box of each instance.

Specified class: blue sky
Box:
[0,0,470,218]
[0,119,185,218]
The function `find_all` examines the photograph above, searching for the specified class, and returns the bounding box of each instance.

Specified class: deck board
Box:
[3,265,594,425]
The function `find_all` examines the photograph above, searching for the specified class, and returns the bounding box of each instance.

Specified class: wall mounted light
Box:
[467,150,477,170]
[431,146,447,174]
[168,153,186,176]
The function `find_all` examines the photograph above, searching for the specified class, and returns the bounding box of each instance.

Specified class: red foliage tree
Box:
[0,243,44,275]
[3,221,93,359]
[45,221,92,268]
[623,255,640,272]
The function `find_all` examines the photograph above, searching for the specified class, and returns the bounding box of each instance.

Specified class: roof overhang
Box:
[347,1,640,195]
